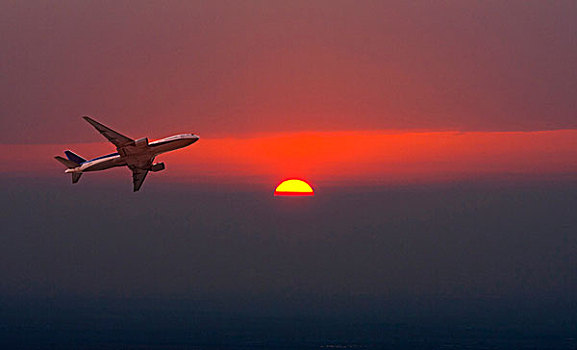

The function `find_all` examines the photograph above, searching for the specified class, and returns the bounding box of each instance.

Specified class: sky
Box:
[1,0,576,185]
[2,129,577,187]
[1,1,576,348]
[2,1,576,142]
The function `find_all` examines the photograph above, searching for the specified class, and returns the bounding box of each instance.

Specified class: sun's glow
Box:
[274,179,314,196]
[7,130,577,185]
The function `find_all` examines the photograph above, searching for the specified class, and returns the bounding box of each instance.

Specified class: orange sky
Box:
[2,129,576,186]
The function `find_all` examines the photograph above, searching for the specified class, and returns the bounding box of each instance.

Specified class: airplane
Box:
[54,116,199,192]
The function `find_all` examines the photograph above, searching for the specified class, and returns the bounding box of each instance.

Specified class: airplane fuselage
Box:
[65,134,198,173]
[56,116,199,191]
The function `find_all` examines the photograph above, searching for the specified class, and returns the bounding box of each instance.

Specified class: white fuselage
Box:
[65,134,198,173]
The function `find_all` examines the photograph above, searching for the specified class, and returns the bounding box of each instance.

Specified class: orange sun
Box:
[274,179,315,196]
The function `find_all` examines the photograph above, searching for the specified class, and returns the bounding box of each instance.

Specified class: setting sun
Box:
[274,179,314,196]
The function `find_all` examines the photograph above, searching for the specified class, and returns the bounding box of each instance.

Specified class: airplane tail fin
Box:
[64,150,86,164]
[54,156,83,184]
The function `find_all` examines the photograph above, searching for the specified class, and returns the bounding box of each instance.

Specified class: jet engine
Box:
[134,137,149,147]
[150,162,165,172]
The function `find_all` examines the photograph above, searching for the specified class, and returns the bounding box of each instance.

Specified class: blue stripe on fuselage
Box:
[88,152,119,162]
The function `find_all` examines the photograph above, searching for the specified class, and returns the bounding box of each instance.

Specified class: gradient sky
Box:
[1,1,576,347]
[2,1,576,186]
[2,1,576,143]
[2,129,577,187]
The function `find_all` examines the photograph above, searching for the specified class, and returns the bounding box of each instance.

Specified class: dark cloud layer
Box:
[1,179,576,347]
[2,180,575,300]
[2,1,576,143]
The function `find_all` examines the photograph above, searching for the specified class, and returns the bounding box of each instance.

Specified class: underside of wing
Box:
[83,116,134,148]
[130,167,149,192]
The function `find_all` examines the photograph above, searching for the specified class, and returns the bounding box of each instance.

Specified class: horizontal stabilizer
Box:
[72,173,82,184]
[54,156,79,168]
[65,150,86,164]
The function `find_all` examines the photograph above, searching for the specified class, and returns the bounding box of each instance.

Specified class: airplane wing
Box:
[83,116,134,148]
[130,166,149,192]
